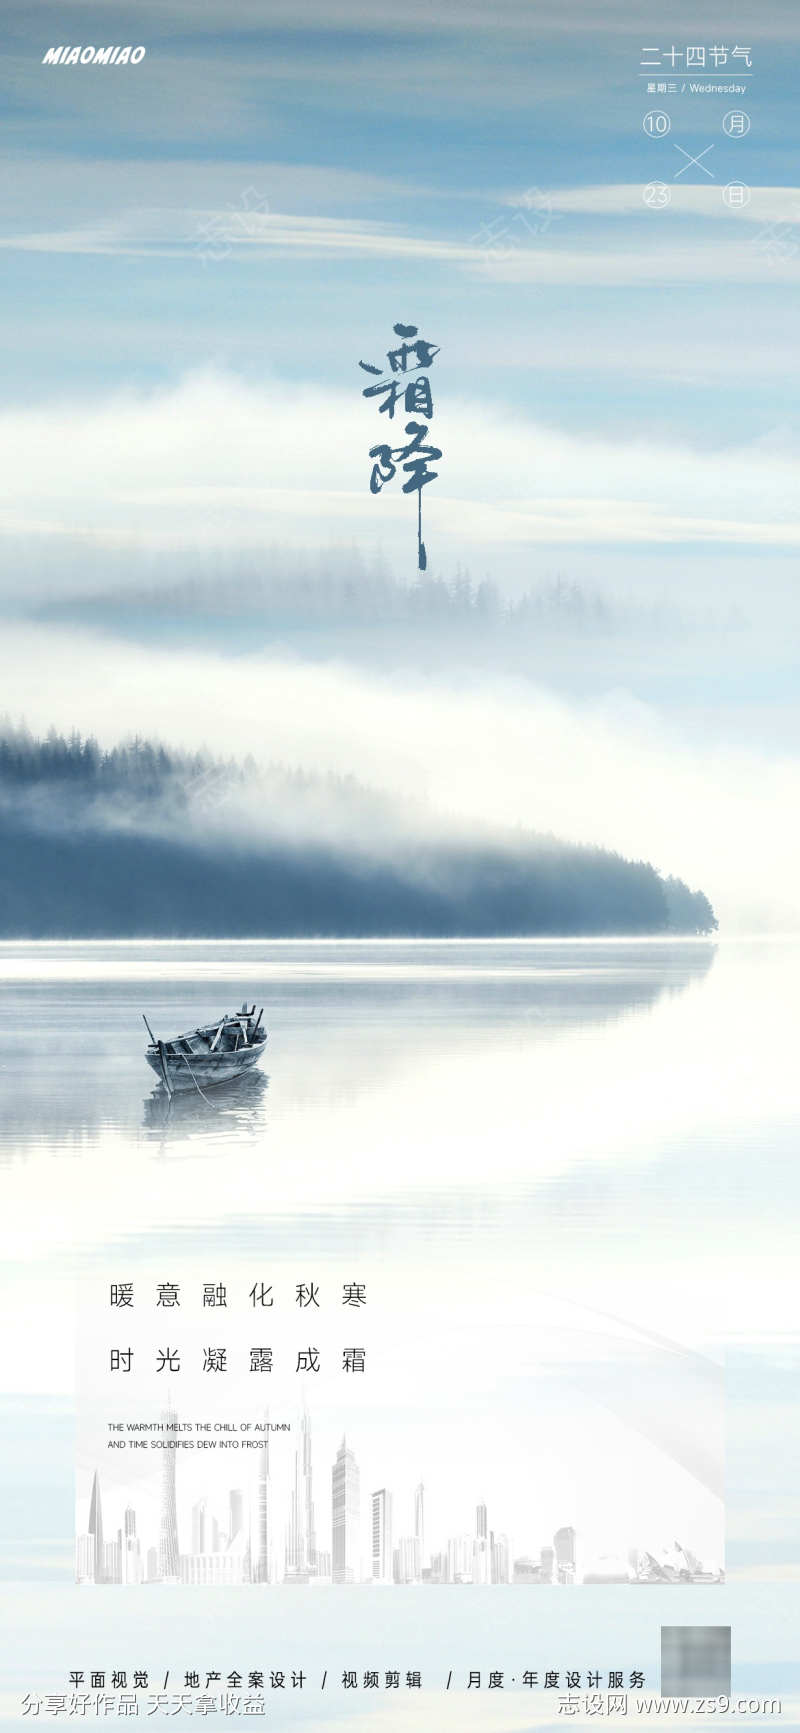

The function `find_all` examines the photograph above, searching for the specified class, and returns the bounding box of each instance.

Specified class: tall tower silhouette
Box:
[473,1501,489,1583]
[332,1436,359,1584]
[414,1481,424,1580]
[371,1488,392,1580]
[88,1470,105,1584]
[192,1500,208,1555]
[158,1401,180,1580]
[302,1410,317,1572]
[229,1489,245,1542]
[255,1419,270,1583]
[123,1505,140,1585]
[553,1525,579,1583]
[286,1407,316,1580]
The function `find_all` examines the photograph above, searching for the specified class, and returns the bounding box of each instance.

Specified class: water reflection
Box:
[142,1068,269,1144]
[0,940,715,1157]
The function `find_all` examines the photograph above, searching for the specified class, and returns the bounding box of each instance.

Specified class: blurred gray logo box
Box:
[661,1627,731,1696]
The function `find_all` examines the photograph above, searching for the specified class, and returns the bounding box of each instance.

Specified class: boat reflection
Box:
[0,940,716,1158]
[143,1067,269,1142]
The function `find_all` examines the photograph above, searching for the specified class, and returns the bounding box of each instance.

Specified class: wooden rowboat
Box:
[143,1003,267,1096]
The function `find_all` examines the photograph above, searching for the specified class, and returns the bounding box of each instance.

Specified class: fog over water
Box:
[1,937,797,1605]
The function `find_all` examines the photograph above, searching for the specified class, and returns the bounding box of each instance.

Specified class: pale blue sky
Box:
[1,0,798,441]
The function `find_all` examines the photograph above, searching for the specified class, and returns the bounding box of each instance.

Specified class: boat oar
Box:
[142,1013,158,1045]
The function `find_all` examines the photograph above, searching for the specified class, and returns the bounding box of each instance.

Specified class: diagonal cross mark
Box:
[672,142,716,179]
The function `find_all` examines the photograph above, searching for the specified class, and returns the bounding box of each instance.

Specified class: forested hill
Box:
[0,728,717,938]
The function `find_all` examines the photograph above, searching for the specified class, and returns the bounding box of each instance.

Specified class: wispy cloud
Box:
[2,204,798,288]
[0,369,795,560]
[505,183,800,224]
[0,209,475,264]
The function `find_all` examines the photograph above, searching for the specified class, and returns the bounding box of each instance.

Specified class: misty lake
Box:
[1,937,798,1585]
[0,935,795,1289]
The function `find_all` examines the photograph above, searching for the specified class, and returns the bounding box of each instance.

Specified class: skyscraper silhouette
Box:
[473,1502,490,1583]
[491,1532,510,1584]
[393,1535,417,1583]
[414,1481,424,1580]
[255,1419,270,1583]
[88,1471,105,1584]
[123,1505,141,1585]
[191,1499,208,1555]
[554,1525,579,1583]
[158,1402,180,1580]
[371,1488,392,1580]
[225,1488,251,1583]
[302,1409,317,1572]
[286,1408,316,1581]
[332,1437,359,1584]
[229,1489,245,1543]
[447,1534,472,1583]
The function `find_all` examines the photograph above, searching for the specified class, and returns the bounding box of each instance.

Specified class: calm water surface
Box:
[0,938,797,1590]
[0,936,716,1150]
[0,935,796,1338]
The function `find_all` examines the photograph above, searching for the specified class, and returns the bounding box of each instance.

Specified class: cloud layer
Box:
[0,368,797,568]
